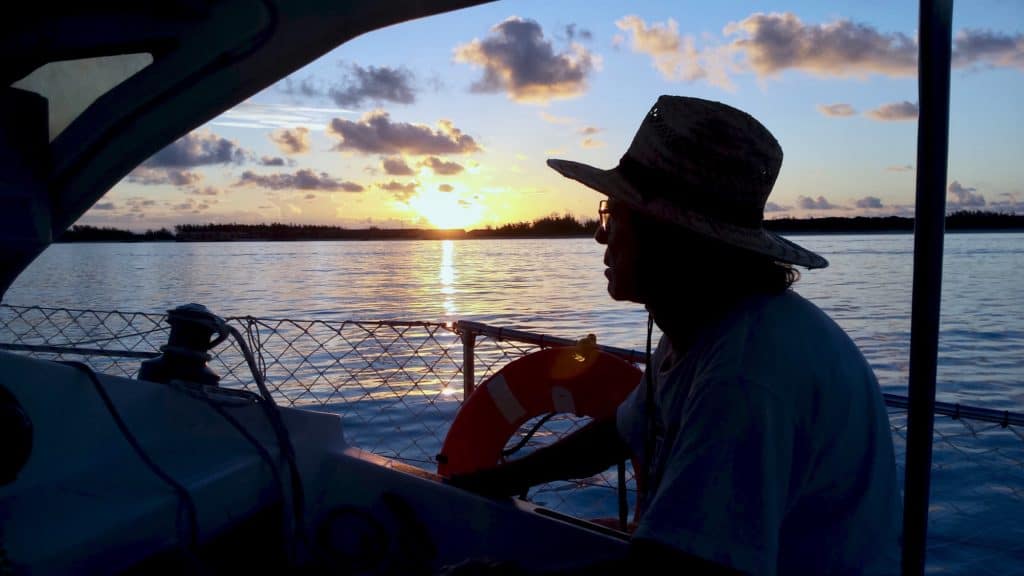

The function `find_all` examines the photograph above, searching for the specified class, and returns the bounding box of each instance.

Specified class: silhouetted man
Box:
[450,96,902,576]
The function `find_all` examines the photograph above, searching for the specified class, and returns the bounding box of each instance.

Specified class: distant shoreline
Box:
[58,211,1024,243]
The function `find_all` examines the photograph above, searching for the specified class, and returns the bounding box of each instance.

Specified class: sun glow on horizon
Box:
[408,188,484,230]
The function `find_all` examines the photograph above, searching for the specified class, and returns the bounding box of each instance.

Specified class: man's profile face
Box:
[595,199,644,303]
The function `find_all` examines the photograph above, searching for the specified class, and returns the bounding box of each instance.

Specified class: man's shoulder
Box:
[698,290,869,383]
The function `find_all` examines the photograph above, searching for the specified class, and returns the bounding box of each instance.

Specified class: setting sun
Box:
[408,189,484,230]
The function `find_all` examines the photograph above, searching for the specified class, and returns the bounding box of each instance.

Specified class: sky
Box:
[81,0,1024,231]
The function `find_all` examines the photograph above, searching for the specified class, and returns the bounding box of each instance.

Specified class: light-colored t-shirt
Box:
[617,290,902,575]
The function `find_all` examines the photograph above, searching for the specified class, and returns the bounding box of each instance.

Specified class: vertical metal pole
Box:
[462,330,476,399]
[903,1,953,574]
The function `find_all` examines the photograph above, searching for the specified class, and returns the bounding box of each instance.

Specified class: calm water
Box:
[5,233,1024,572]
[7,233,1023,409]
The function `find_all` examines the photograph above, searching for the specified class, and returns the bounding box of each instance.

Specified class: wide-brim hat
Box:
[547,95,828,269]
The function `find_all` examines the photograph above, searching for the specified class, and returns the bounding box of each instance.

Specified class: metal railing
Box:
[2,303,1023,572]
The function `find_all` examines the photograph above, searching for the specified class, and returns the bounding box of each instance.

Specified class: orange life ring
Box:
[436,346,643,478]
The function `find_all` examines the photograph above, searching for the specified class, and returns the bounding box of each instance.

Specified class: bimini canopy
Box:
[0,0,494,296]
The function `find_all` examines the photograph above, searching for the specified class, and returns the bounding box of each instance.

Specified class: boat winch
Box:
[138,303,229,386]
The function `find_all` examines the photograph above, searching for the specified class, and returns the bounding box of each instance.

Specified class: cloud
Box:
[797,195,841,210]
[419,156,465,175]
[127,167,203,187]
[764,202,789,212]
[438,184,454,192]
[856,196,884,209]
[279,77,323,98]
[952,29,1024,70]
[865,101,918,121]
[270,127,310,154]
[947,180,986,208]
[212,101,346,130]
[328,110,481,155]
[377,180,419,203]
[145,130,249,167]
[989,192,1024,213]
[563,24,593,43]
[609,13,1022,90]
[122,197,157,214]
[722,15,1023,81]
[260,156,288,166]
[454,17,598,103]
[725,13,917,78]
[329,63,417,108]
[578,126,601,135]
[539,111,575,124]
[236,169,364,192]
[616,16,707,83]
[93,202,117,210]
[581,137,605,148]
[887,164,914,172]
[382,156,415,176]
[188,186,221,196]
[817,103,857,117]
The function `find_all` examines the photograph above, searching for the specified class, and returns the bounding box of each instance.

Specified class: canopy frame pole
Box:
[902,1,954,574]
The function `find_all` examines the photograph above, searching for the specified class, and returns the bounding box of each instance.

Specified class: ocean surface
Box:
[5,233,1024,573]
[8,233,1023,409]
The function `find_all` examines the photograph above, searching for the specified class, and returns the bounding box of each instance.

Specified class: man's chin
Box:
[606,281,641,304]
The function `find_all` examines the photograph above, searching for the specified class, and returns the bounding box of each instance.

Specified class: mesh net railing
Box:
[1,304,1022,572]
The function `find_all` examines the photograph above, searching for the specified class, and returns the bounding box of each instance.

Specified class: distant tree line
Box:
[174,222,465,241]
[57,225,174,242]
[467,214,599,237]
[58,211,1024,242]
[765,211,1024,234]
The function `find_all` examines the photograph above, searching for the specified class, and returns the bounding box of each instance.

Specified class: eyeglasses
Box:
[598,199,610,233]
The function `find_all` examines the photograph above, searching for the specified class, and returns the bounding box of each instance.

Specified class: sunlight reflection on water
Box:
[10,233,1022,410]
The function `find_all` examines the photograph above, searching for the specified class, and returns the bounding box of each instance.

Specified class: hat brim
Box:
[547,158,829,269]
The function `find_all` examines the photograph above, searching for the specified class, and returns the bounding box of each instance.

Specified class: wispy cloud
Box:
[377,180,419,203]
[279,77,323,99]
[865,101,918,121]
[211,102,351,130]
[817,103,857,117]
[270,127,310,154]
[187,186,222,197]
[328,110,482,155]
[562,24,593,43]
[797,195,841,210]
[127,167,203,187]
[615,16,734,88]
[539,111,575,124]
[236,169,364,192]
[887,164,914,172]
[455,17,599,103]
[989,192,1024,213]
